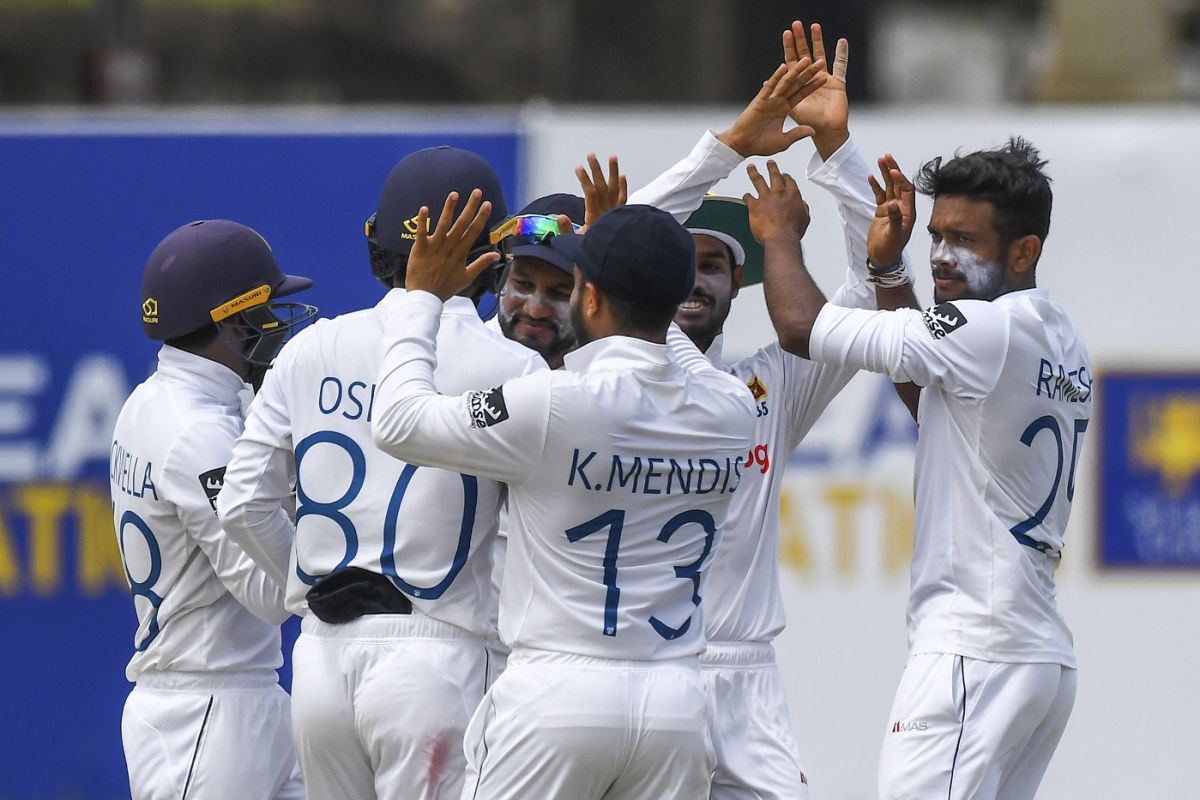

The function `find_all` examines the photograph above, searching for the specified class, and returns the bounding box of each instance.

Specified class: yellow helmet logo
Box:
[142,297,159,324]
[401,213,431,238]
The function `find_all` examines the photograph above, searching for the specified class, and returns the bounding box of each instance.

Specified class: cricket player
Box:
[217,147,544,800]
[111,219,314,799]
[618,23,914,797]
[490,193,587,368]
[745,137,1088,800]
[371,195,756,798]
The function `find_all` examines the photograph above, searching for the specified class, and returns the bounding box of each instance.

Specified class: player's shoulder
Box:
[285,308,373,351]
[151,404,240,498]
[695,364,757,421]
[732,339,792,382]
[441,311,548,379]
[918,298,1008,345]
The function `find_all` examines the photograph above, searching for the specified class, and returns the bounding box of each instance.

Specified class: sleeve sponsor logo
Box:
[141,297,159,324]
[197,466,226,511]
[468,386,510,429]
[921,302,968,340]
[746,374,768,400]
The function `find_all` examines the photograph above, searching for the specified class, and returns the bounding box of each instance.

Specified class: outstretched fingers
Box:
[868,174,888,207]
[785,20,810,65]
[781,64,828,110]
[746,162,770,197]
[832,37,849,82]
[810,23,827,66]
[759,62,791,100]
[445,189,486,247]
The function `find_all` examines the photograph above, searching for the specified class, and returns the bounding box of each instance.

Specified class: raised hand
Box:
[783,20,850,159]
[866,154,917,267]
[744,160,811,244]
[404,189,501,301]
[717,58,829,158]
[576,153,627,227]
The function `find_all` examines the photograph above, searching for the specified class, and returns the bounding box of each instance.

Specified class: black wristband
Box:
[866,257,904,274]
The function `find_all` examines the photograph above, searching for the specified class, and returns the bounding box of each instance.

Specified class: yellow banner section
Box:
[0,482,126,597]
[777,478,915,578]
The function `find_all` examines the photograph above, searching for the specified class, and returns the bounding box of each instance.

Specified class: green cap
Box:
[684,195,765,286]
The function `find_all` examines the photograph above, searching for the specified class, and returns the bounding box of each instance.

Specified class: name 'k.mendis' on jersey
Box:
[811,289,1091,665]
[110,347,289,680]
[219,292,545,628]
[373,292,757,661]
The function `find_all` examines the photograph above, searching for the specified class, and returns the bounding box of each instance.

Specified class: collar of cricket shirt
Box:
[704,332,725,365]
[157,344,247,406]
[562,334,672,375]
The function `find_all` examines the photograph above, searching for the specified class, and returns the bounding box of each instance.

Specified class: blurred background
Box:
[2,0,1200,105]
[1,1,1198,798]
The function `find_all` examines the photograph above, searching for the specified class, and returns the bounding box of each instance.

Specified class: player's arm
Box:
[217,349,300,587]
[749,161,1008,396]
[162,422,290,624]
[785,17,867,285]
[762,22,919,435]
[372,191,551,485]
[864,154,924,418]
[625,57,828,222]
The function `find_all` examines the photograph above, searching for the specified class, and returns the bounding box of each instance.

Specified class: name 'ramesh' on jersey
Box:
[372,291,757,661]
[810,289,1091,665]
[218,292,545,629]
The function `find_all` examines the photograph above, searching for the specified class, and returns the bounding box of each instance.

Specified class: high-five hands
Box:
[718,58,829,158]
[866,155,917,266]
[576,153,628,228]
[744,161,811,245]
[782,20,850,159]
[404,189,501,301]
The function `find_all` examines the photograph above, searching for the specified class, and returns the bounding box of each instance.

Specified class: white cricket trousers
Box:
[878,653,1077,800]
[703,641,811,800]
[291,613,488,800]
[122,670,303,800]
[462,647,715,800]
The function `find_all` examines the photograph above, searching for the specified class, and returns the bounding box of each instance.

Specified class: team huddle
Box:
[109,20,1091,800]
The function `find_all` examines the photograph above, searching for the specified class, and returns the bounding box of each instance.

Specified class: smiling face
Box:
[926,196,1010,304]
[673,233,742,353]
[498,256,577,368]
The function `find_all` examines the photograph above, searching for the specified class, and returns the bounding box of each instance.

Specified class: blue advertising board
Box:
[0,119,519,799]
[1098,371,1200,567]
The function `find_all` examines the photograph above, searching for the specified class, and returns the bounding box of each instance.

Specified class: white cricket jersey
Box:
[810,289,1091,666]
[633,134,881,643]
[372,291,757,661]
[110,346,289,682]
[218,292,545,633]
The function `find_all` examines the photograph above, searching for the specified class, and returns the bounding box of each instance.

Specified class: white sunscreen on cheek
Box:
[931,240,1001,294]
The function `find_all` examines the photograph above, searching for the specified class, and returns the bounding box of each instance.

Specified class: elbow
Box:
[369,411,404,456]
[215,491,239,531]
[216,490,252,540]
[252,604,292,626]
[776,320,814,359]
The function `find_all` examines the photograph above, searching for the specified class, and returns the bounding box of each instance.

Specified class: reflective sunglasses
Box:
[489,214,581,246]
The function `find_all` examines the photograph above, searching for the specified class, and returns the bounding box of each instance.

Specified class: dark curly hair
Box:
[916,137,1053,260]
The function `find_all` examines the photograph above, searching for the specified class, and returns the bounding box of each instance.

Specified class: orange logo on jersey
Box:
[746,374,767,400]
